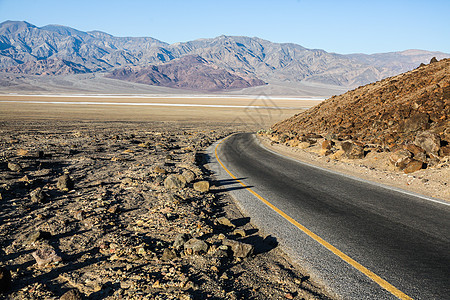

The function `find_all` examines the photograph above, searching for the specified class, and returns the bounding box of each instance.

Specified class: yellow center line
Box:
[215,135,413,300]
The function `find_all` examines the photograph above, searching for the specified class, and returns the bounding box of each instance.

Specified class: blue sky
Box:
[0,0,449,54]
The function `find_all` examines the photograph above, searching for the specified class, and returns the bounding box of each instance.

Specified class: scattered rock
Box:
[287,139,299,147]
[440,145,450,157]
[404,144,426,157]
[403,144,427,162]
[216,217,235,228]
[30,168,52,177]
[330,149,345,160]
[28,230,52,244]
[173,233,190,250]
[325,133,337,141]
[111,156,125,162]
[321,140,334,150]
[30,187,47,203]
[0,267,11,293]
[18,175,31,182]
[16,149,29,156]
[402,113,430,132]
[73,210,85,221]
[31,245,62,266]
[193,181,210,193]
[154,166,167,174]
[414,151,427,163]
[297,141,311,149]
[60,289,83,300]
[161,248,177,261]
[389,149,412,169]
[57,174,74,191]
[107,204,120,214]
[164,174,186,189]
[430,57,438,63]
[184,238,208,255]
[7,162,22,172]
[414,131,440,156]
[319,149,332,156]
[222,239,254,258]
[341,141,365,159]
[233,229,246,237]
[121,178,134,186]
[284,292,294,299]
[181,169,196,183]
[403,160,424,174]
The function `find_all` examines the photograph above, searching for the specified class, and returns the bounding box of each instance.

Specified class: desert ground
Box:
[0,95,321,125]
[0,95,333,299]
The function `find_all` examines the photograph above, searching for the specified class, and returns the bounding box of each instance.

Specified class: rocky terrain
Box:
[106,55,266,91]
[1,21,448,89]
[0,21,165,71]
[266,58,450,177]
[0,120,331,299]
[1,59,91,76]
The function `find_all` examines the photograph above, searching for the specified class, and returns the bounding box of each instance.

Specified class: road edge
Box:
[255,134,450,207]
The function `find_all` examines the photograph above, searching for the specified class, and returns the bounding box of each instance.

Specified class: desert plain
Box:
[0,94,332,299]
[0,94,321,125]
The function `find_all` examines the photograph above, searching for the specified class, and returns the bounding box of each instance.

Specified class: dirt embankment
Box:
[264,59,450,199]
[257,134,449,201]
[0,121,332,299]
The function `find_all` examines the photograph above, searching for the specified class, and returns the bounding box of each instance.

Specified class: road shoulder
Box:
[257,134,450,202]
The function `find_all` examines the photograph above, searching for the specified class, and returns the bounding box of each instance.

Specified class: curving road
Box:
[208,133,450,300]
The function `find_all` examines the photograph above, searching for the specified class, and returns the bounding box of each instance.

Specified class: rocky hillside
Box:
[0,21,166,71]
[1,58,92,75]
[271,58,450,173]
[106,55,266,91]
[1,21,448,88]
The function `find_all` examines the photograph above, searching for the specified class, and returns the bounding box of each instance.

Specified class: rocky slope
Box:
[106,55,266,91]
[269,58,450,173]
[0,21,166,71]
[1,21,448,88]
[0,58,92,75]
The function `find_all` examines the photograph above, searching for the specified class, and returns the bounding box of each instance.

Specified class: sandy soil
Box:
[258,135,450,202]
[0,97,333,299]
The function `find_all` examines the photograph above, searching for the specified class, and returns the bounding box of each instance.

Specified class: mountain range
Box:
[0,20,449,91]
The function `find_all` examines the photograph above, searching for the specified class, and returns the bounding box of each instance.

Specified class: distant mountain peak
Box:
[0,20,35,27]
[40,24,87,37]
[399,49,445,56]
[0,20,36,34]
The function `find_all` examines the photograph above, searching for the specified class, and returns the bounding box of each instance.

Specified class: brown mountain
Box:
[1,21,448,89]
[272,58,450,171]
[106,55,266,91]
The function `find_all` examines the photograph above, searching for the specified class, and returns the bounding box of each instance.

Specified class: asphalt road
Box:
[208,133,450,300]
